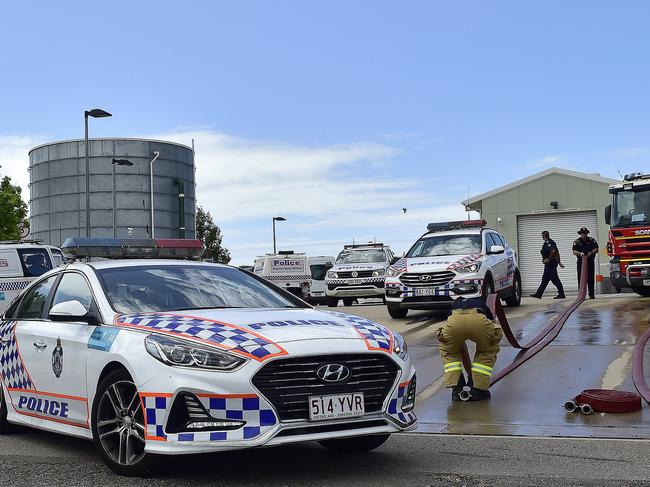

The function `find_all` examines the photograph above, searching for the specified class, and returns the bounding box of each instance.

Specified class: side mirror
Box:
[605,205,611,225]
[49,300,97,324]
[390,257,400,265]
[489,245,505,255]
[325,262,334,269]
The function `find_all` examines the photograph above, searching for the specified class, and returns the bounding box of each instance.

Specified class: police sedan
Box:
[0,238,416,476]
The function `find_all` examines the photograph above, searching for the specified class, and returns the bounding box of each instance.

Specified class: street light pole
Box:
[111,159,134,238]
[83,108,112,237]
[272,216,286,254]
[150,151,160,238]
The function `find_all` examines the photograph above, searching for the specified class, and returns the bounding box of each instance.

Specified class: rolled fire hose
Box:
[459,258,588,386]
[564,389,641,414]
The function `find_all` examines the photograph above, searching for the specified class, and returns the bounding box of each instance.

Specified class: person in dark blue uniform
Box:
[529,230,565,299]
[572,227,599,299]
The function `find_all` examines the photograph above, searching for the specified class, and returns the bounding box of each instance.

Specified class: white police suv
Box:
[0,238,416,475]
[384,220,521,319]
[325,243,395,307]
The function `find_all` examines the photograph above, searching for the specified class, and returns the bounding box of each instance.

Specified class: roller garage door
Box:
[517,211,599,293]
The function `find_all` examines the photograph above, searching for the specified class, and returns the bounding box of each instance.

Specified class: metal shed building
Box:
[462,167,619,293]
[29,138,196,245]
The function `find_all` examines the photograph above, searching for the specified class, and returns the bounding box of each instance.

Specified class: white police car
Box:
[384,220,521,318]
[0,238,416,475]
[325,243,395,307]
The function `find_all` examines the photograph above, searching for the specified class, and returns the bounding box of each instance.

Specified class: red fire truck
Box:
[606,172,650,297]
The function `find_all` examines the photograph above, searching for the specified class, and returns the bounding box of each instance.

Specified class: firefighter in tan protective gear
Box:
[435,295,503,401]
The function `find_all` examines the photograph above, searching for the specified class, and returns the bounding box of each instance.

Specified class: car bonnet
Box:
[113,308,395,362]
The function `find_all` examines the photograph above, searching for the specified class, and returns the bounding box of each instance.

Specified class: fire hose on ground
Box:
[458,258,646,412]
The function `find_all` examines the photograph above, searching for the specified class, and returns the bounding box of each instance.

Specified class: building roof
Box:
[461,167,620,206]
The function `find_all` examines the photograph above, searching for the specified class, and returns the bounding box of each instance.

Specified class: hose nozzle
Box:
[564,400,577,413]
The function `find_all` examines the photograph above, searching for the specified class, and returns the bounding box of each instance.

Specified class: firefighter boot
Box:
[451,374,467,402]
[467,387,492,401]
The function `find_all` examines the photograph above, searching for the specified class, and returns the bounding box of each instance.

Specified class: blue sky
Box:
[1,1,649,264]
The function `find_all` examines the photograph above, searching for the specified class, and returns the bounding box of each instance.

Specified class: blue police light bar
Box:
[427,219,487,233]
[61,238,203,260]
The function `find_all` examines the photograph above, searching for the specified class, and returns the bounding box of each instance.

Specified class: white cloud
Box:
[147,129,421,222]
[0,135,46,198]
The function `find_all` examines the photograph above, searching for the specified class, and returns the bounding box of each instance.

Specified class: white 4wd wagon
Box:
[384,220,522,319]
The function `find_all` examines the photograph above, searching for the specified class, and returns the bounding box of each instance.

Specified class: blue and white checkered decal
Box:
[386,278,483,297]
[326,312,394,353]
[141,393,277,442]
[0,281,31,292]
[0,322,34,390]
[387,378,416,426]
[115,313,288,362]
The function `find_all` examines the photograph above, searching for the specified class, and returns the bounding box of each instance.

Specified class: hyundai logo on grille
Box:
[316,364,351,382]
[351,271,359,278]
[419,274,432,281]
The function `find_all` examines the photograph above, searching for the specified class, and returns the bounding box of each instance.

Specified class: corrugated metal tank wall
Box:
[28,138,196,245]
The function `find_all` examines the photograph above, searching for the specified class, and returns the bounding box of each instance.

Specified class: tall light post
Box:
[150,151,160,238]
[111,159,134,238]
[272,216,286,254]
[84,108,112,237]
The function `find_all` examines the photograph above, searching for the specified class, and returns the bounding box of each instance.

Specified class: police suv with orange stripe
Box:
[384,220,522,319]
[0,238,416,475]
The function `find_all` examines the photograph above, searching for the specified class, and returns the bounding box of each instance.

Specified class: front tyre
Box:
[633,287,650,297]
[0,385,14,434]
[504,271,522,307]
[387,304,408,319]
[327,297,339,307]
[92,369,158,476]
[343,298,354,307]
[319,433,390,453]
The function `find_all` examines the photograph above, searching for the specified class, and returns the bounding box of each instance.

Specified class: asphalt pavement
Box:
[3,295,650,485]
[2,427,650,486]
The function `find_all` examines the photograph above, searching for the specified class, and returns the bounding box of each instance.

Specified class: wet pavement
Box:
[344,294,650,439]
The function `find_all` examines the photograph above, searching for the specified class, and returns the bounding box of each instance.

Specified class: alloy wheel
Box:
[96,380,146,466]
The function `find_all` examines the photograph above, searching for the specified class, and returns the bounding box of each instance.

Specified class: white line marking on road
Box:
[601,346,633,390]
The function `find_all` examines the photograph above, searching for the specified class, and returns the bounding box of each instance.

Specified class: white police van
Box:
[308,255,335,305]
[384,220,522,318]
[254,251,311,299]
[325,243,395,307]
[0,242,66,315]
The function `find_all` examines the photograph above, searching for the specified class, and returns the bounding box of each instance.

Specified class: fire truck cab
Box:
[606,172,650,297]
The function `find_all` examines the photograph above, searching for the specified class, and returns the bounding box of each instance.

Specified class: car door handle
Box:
[33,340,47,350]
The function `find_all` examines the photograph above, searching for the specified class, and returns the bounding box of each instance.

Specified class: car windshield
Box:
[407,234,482,257]
[97,265,298,314]
[336,249,386,264]
[612,188,650,227]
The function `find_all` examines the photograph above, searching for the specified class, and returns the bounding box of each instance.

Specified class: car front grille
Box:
[337,270,375,278]
[252,354,399,422]
[400,271,455,287]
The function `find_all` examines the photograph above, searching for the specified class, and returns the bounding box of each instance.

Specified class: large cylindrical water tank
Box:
[28,138,196,245]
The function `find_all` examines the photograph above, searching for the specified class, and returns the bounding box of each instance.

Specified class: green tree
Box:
[196,205,231,263]
[0,167,28,241]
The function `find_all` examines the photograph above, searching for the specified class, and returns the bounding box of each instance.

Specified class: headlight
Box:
[456,261,482,273]
[386,266,403,277]
[327,271,338,279]
[372,268,385,277]
[393,332,408,360]
[145,334,247,371]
